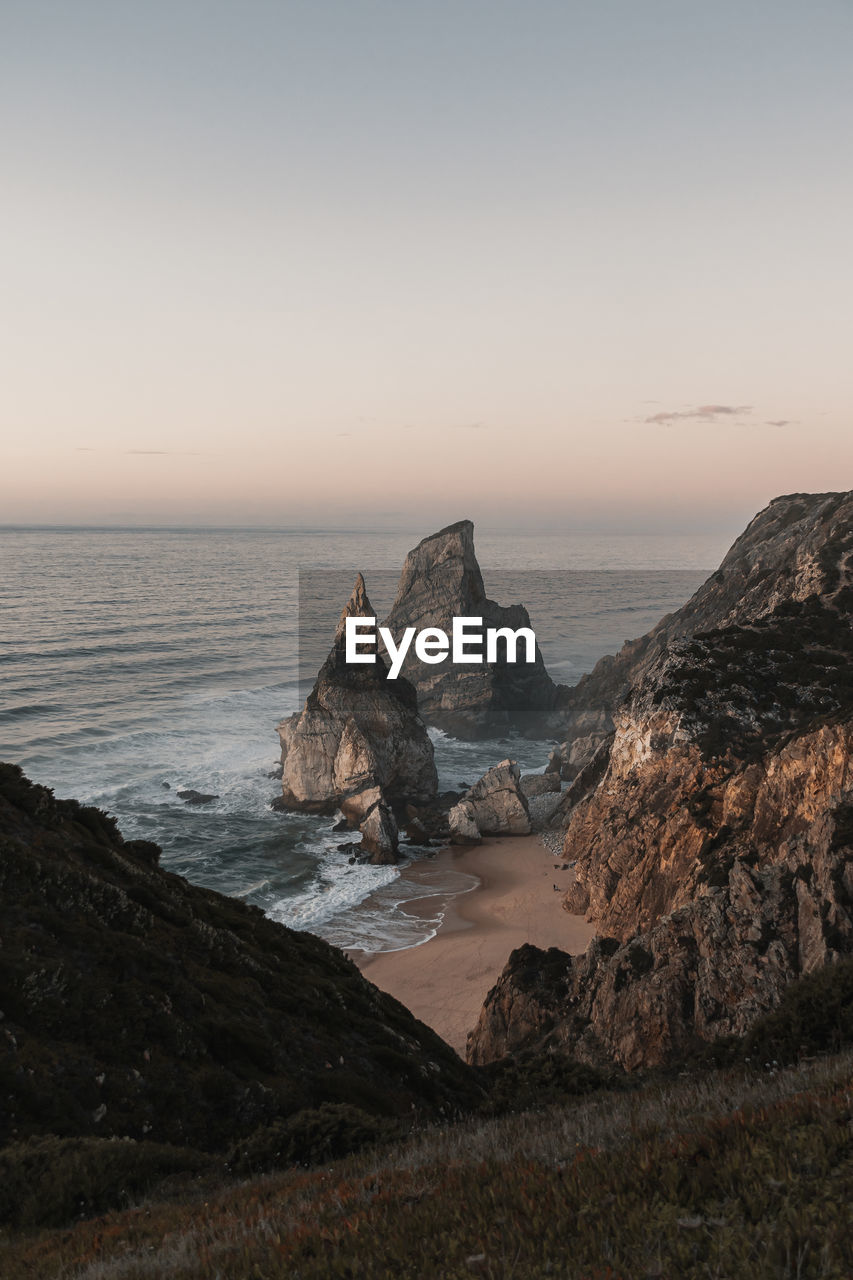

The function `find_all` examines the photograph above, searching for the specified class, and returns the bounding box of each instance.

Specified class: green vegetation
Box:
[2,1052,852,1279]
[0,1136,209,1231]
[3,957,853,1276]
[0,763,479,1219]
[652,594,853,760]
[740,957,853,1066]
[226,1103,400,1176]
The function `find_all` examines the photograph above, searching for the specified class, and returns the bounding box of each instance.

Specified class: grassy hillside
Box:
[0,765,477,1165]
[3,1048,852,1279]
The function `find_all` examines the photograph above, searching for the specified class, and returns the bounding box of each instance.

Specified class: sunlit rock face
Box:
[469,493,853,1071]
[471,716,853,1070]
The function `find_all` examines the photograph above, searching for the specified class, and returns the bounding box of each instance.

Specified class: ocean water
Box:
[0,527,725,951]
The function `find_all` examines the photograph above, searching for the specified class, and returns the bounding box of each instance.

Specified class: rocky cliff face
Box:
[0,765,478,1153]
[382,520,559,738]
[470,716,853,1069]
[468,494,853,1070]
[564,602,853,920]
[557,491,853,773]
[277,575,437,859]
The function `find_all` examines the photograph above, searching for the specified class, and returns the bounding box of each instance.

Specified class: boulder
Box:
[277,574,437,815]
[382,520,560,738]
[520,772,561,798]
[176,789,219,806]
[339,785,382,827]
[359,800,399,865]
[448,800,481,845]
[460,759,531,836]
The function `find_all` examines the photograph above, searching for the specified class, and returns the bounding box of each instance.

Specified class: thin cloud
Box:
[125,449,202,455]
[645,403,752,425]
[766,419,794,427]
[449,422,488,431]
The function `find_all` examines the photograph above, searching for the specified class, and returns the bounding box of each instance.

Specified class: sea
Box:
[0,527,728,953]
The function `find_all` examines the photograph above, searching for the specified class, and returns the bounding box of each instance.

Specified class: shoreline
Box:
[352,834,595,1058]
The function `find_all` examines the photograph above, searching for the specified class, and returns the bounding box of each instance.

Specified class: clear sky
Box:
[2,0,851,532]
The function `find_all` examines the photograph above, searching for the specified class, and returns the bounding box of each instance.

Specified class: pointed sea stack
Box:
[383,520,558,738]
[277,575,437,858]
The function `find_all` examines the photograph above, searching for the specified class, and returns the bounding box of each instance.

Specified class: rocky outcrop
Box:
[176,789,219,806]
[0,764,480,1157]
[448,800,481,845]
[557,490,853,774]
[472,734,853,1069]
[562,590,853,940]
[277,575,437,861]
[358,797,399,864]
[449,759,531,845]
[469,789,853,1070]
[469,553,853,1068]
[382,520,560,738]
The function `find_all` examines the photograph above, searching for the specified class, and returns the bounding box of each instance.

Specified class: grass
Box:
[2,1051,852,1279]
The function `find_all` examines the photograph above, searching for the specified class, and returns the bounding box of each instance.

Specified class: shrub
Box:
[0,1134,207,1229]
[227,1103,399,1175]
[740,956,853,1065]
[477,1049,617,1115]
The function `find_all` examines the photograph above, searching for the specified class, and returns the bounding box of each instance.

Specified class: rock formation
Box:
[555,490,853,775]
[382,520,559,738]
[448,759,531,844]
[519,772,560,798]
[277,574,437,860]
[470,718,853,1069]
[469,493,853,1070]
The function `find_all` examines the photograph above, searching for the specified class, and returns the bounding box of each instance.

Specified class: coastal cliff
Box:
[383,520,559,738]
[469,493,853,1070]
[556,490,853,775]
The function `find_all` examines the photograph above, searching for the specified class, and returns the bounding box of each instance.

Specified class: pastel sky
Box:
[2,0,851,532]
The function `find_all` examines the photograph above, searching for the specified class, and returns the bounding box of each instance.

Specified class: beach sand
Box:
[353,835,595,1058]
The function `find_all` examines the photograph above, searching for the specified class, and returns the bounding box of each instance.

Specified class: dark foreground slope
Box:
[0,764,478,1162]
[5,966,853,1278]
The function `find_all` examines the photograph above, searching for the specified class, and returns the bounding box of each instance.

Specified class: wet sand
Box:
[353,835,595,1058]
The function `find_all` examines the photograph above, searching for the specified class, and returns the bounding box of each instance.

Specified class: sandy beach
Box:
[353,835,595,1058]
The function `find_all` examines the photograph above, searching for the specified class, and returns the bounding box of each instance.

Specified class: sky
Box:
[2,0,852,533]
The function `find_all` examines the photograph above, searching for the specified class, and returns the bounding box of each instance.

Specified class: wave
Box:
[268,858,400,930]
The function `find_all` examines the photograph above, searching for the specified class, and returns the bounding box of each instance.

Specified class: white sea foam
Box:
[269,859,400,930]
